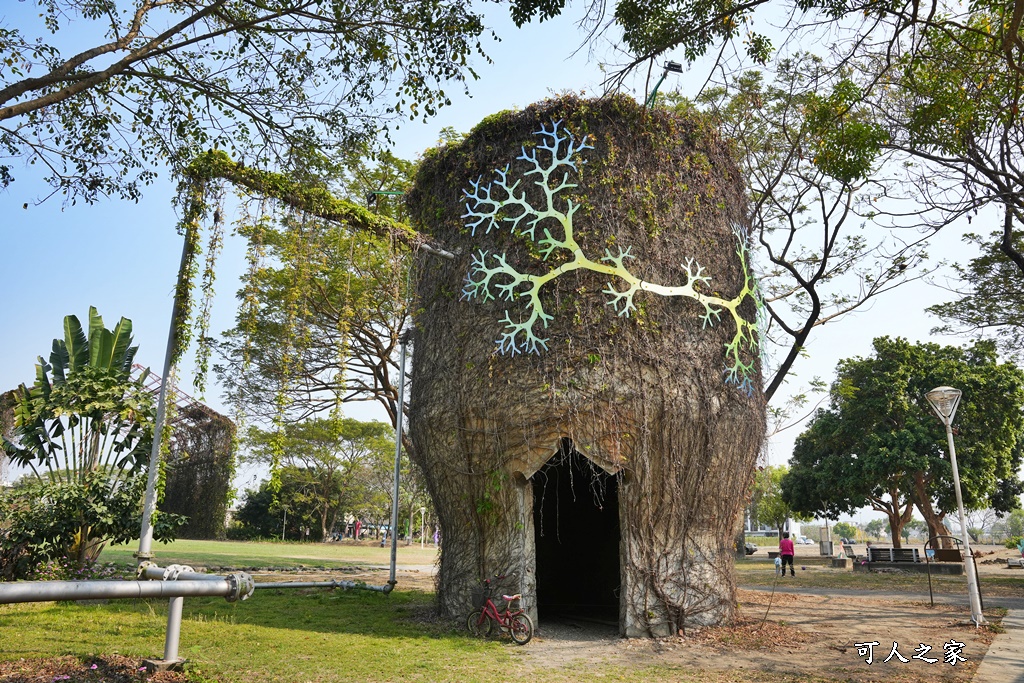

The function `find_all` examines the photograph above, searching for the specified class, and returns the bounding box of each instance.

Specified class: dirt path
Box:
[515,590,992,682]
[257,566,996,682]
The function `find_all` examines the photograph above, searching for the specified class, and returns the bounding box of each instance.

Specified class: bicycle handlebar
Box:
[483,571,517,586]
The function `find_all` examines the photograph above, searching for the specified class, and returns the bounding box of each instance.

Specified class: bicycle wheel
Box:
[508,613,534,645]
[466,609,493,637]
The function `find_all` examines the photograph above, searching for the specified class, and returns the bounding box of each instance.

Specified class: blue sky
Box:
[0,2,983,513]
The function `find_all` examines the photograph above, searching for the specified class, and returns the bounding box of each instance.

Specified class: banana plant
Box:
[2,307,159,568]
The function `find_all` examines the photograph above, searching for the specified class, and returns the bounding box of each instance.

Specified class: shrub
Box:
[30,559,134,582]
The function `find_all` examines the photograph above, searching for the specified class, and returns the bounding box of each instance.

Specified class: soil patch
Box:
[514,589,996,682]
[0,655,187,683]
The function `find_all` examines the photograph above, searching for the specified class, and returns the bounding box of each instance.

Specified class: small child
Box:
[779,532,796,576]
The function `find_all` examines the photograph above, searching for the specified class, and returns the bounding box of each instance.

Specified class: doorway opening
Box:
[532,438,620,624]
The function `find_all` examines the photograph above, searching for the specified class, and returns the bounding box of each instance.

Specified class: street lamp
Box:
[419,507,426,550]
[645,61,684,109]
[925,386,985,625]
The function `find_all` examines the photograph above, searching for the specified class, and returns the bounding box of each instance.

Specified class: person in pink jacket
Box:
[779,532,796,577]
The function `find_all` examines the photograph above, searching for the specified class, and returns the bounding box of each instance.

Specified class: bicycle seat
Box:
[502,594,522,602]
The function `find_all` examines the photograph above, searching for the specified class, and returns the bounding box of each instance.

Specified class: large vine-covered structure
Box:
[407,95,766,636]
[133,369,236,541]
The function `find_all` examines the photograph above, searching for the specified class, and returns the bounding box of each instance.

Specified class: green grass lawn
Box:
[0,591,836,683]
[0,589,512,683]
[101,538,440,569]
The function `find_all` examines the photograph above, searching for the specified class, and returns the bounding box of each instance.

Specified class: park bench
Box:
[842,544,857,559]
[1008,557,1024,569]
[867,546,920,563]
[930,548,963,563]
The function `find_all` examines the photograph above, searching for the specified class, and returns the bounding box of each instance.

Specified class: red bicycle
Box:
[466,576,534,645]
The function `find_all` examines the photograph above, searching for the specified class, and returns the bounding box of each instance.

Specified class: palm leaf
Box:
[63,314,88,371]
[32,360,52,402]
[49,339,69,385]
[109,317,135,374]
[89,328,115,371]
[88,306,105,343]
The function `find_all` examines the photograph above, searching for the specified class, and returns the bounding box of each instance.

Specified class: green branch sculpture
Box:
[461,120,762,393]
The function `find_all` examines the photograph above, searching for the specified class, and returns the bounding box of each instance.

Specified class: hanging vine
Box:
[171,149,428,392]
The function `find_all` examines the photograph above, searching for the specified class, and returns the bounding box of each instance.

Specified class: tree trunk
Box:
[407,96,764,635]
[870,487,913,548]
[329,507,340,540]
[911,472,952,548]
[734,527,747,560]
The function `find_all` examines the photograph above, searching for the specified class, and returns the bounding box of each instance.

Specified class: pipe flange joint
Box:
[163,564,195,581]
[225,572,254,602]
[136,561,157,579]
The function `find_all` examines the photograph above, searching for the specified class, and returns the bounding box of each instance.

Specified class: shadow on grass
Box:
[0,588,471,643]
[0,589,512,683]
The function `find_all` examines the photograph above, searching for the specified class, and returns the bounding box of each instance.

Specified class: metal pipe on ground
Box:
[253,579,393,592]
[140,564,394,594]
[0,579,239,605]
[139,565,232,583]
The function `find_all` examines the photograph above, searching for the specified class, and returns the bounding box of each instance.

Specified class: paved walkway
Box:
[974,609,1024,683]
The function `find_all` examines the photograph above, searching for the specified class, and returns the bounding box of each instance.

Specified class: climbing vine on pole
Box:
[461,121,763,392]
[169,150,425,390]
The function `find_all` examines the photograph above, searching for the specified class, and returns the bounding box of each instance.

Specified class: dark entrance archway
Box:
[532,439,620,624]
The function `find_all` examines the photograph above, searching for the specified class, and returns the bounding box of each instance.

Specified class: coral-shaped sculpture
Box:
[461,120,763,393]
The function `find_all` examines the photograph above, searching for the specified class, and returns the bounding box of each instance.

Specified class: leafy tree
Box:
[750,465,813,535]
[1005,509,1024,539]
[902,519,925,542]
[783,337,1024,547]
[244,418,394,541]
[688,58,931,405]
[864,518,889,539]
[1,308,184,574]
[229,485,279,541]
[215,154,412,428]
[832,521,858,542]
[877,4,1024,275]
[0,0,486,204]
[784,404,917,547]
[929,232,1024,363]
[230,466,323,541]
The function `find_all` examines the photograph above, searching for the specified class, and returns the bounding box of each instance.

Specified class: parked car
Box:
[798,537,814,544]
[744,542,758,555]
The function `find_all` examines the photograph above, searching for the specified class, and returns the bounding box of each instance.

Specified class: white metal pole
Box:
[945,423,986,625]
[136,238,190,565]
[163,597,184,663]
[388,332,410,589]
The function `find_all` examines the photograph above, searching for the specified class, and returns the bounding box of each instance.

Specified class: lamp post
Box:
[925,386,985,625]
[644,61,684,108]
[419,507,426,550]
